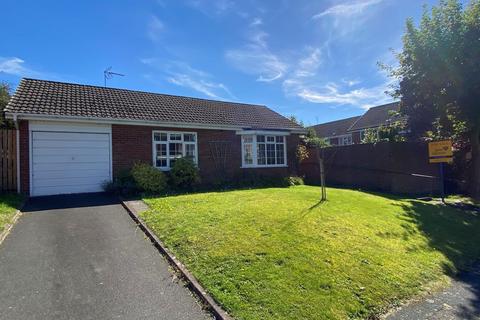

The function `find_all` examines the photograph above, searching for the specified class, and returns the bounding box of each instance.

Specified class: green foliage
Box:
[391,0,480,197]
[102,169,139,196]
[362,122,407,144]
[361,128,379,144]
[142,186,480,320]
[169,158,200,189]
[286,176,304,186]
[0,83,12,128]
[393,0,480,135]
[296,144,309,163]
[288,115,304,127]
[131,163,167,194]
[0,193,24,233]
[303,127,329,148]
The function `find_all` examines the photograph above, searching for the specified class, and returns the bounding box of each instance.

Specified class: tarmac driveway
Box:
[0,193,210,320]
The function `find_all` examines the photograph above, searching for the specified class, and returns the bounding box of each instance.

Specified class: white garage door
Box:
[31,130,111,196]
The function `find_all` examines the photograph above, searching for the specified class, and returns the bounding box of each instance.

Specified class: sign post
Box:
[428,140,453,203]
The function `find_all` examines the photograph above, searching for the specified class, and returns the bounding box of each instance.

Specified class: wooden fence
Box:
[0,129,17,192]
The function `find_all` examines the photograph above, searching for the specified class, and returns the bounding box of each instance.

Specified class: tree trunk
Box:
[470,127,480,200]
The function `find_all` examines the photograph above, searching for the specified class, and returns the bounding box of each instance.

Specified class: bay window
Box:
[241,134,287,168]
[153,131,197,170]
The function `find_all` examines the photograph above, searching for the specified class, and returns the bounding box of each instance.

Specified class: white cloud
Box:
[147,16,164,42]
[289,81,393,109]
[282,47,394,109]
[313,0,383,19]
[225,30,287,82]
[250,17,263,27]
[166,75,231,99]
[294,48,322,78]
[342,78,361,86]
[141,58,234,100]
[0,57,46,78]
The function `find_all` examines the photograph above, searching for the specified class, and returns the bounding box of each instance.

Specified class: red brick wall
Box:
[19,121,29,194]
[20,122,301,194]
[111,124,300,184]
[352,131,361,144]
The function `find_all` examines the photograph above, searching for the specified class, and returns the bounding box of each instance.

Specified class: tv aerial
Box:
[104,67,125,87]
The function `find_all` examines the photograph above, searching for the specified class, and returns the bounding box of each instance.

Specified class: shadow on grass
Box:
[392,199,480,318]
[279,199,327,232]
[0,193,24,211]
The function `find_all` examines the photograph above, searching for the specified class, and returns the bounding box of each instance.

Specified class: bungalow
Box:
[3,78,305,196]
[311,102,402,145]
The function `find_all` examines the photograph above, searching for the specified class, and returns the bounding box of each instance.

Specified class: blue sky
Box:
[0,0,454,125]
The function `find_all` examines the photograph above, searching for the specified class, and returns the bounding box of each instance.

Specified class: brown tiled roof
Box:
[348,102,401,131]
[310,116,361,138]
[4,78,304,131]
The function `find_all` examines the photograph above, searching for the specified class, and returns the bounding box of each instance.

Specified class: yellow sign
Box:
[429,157,453,164]
[428,140,453,163]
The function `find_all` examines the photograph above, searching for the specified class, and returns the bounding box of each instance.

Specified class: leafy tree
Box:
[289,115,304,127]
[391,0,480,198]
[361,128,379,144]
[0,83,12,127]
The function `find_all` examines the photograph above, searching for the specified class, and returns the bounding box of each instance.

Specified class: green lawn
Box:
[0,193,23,234]
[141,186,480,320]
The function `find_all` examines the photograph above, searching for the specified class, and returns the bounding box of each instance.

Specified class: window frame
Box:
[152,130,198,170]
[241,134,287,168]
[337,134,353,146]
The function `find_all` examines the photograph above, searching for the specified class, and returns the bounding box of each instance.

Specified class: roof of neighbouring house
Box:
[348,102,401,131]
[310,116,361,138]
[4,78,304,131]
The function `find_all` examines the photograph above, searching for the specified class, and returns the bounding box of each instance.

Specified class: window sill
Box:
[241,165,288,169]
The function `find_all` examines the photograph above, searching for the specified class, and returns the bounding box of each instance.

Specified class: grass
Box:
[141,186,480,320]
[0,193,24,234]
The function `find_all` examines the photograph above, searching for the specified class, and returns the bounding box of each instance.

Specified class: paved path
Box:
[387,264,480,320]
[0,193,210,320]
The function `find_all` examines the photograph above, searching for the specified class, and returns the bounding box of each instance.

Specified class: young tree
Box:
[392,0,480,199]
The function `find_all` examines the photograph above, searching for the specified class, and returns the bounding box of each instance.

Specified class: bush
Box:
[170,158,200,189]
[102,170,140,196]
[131,163,167,194]
[286,176,305,186]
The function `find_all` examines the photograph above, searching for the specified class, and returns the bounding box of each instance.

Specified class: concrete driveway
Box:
[0,193,210,320]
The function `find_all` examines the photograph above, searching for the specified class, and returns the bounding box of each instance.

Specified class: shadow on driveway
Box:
[22,192,119,212]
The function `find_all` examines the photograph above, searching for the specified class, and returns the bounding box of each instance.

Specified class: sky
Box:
[0,0,461,126]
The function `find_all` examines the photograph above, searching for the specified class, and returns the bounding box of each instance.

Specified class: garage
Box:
[30,122,112,196]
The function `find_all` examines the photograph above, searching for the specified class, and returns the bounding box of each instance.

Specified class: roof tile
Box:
[5,78,303,131]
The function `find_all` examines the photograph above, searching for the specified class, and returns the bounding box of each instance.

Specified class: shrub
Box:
[170,158,200,189]
[102,169,139,196]
[286,176,305,186]
[131,163,167,194]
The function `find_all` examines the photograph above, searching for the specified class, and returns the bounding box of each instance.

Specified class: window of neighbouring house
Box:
[153,131,197,170]
[241,134,287,168]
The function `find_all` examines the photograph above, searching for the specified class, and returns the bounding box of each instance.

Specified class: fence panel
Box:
[300,142,442,195]
[0,129,17,192]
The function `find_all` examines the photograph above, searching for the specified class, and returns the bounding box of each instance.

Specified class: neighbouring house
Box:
[310,116,360,146]
[311,102,402,145]
[3,78,305,196]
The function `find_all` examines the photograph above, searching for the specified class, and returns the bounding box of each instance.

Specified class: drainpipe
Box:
[13,114,20,194]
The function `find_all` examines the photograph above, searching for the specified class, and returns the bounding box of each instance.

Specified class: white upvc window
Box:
[338,134,353,146]
[152,131,198,170]
[241,134,287,168]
